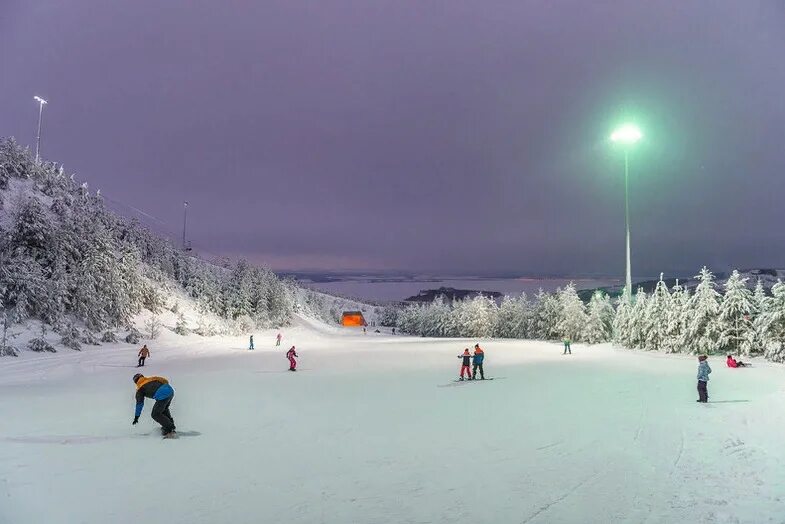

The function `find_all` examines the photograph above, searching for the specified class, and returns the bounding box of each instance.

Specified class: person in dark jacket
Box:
[137,345,150,367]
[458,348,472,381]
[249,335,255,350]
[132,374,176,437]
[472,344,485,380]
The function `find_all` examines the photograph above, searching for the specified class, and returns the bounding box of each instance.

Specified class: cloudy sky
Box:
[2,1,784,276]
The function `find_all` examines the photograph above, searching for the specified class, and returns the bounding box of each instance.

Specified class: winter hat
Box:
[698,355,708,361]
[133,373,143,383]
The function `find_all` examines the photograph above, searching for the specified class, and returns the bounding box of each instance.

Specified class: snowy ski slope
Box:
[2,315,785,523]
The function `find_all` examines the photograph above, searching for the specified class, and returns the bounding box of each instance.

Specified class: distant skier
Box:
[392,327,396,335]
[249,335,255,351]
[458,348,472,381]
[563,338,572,355]
[363,327,367,334]
[472,344,485,380]
[697,355,712,403]
[726,355,748,368]
[132,373,176,438]
[276,333,282,347]
[286,346,298,371]
[137,345,150,367]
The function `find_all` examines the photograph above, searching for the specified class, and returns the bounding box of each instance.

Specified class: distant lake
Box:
[300,275,622,302]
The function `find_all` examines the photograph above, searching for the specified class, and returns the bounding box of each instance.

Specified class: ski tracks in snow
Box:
[519,469,603,524]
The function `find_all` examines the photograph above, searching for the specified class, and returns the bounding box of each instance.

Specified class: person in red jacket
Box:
[726,355,748,368]
[286,346,298,371]
[457,348,472,381]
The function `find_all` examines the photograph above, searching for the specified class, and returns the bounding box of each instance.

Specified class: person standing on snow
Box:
[458,348,472,381]
[276,333,282,347]
[132,374,176,437]
[286,346,298,371]
[563,338,572,355]
[472,344,485,380]
[697,355,712,403]
[249,335,255,351]
[137,345,150,367]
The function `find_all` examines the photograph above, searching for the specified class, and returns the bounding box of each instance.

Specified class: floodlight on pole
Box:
[33,96,48,162]
[610,123,642,303]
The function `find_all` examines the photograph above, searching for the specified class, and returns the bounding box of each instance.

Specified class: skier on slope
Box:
[137,345,150,367]
[563,338,572,355]
[458,348,472,381]
[696,355,711,403]
[132,374,176,438]
[472,344,485,380]
[249,335,255,351]
[276,333,282,347]
[286,346,298,371]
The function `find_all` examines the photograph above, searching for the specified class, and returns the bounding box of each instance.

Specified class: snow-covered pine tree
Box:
[612,296,632,347]
[584,290,614,344]
[458,295,497,338]
[683,266,722,354]
[759,280,785,362]
[0,300,19,357]
[494,294,528,339]
[643,274,671,351]
[627,288,648,349]
[145,313,162,340]
[750,279,768,354]
[532,289,561,340]
[556,283,587,342]
[717,270,755,356]
[174,312,189,336]
[416,296,448,337]
[664,280,689,353]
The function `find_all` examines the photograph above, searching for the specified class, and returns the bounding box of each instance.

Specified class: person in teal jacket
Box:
[472,344,485,380]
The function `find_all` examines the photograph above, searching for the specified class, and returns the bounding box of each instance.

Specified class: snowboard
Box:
[437,378,496,388]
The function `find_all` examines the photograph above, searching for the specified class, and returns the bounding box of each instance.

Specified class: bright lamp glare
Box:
[610,124,642,144]
[34,96,48,105]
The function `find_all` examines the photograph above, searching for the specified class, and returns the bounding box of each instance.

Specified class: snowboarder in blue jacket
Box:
[472,344,485,380]
[132,374,176,437]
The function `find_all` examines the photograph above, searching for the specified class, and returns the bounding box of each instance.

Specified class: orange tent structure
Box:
[341,311,367,327]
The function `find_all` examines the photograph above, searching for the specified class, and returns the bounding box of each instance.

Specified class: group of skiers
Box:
[457,344,485,380]
[248,333,297,370]
[130,332,759,439]
[131,333,299,438]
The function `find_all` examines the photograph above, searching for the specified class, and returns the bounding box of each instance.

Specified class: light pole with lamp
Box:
[33,96,48,162]
[610,124,642,303]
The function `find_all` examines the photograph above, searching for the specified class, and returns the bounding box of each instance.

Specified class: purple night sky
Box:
[2,1,784,275]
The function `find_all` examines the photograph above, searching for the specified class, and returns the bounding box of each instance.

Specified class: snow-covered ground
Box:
[2,317,785,523]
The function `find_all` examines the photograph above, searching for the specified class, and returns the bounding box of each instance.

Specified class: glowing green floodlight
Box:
[610,124,642,144]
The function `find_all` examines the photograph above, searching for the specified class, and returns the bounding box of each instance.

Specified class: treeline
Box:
[386,268,785,362]
[0,138,294,355]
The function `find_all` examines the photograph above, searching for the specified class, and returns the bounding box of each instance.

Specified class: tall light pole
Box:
[33,96,48,162]
[610,124,642,303]
[182,201,189,251]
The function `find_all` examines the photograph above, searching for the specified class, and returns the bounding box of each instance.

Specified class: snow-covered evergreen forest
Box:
[390,269,785,363]
[0,138,297,356]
